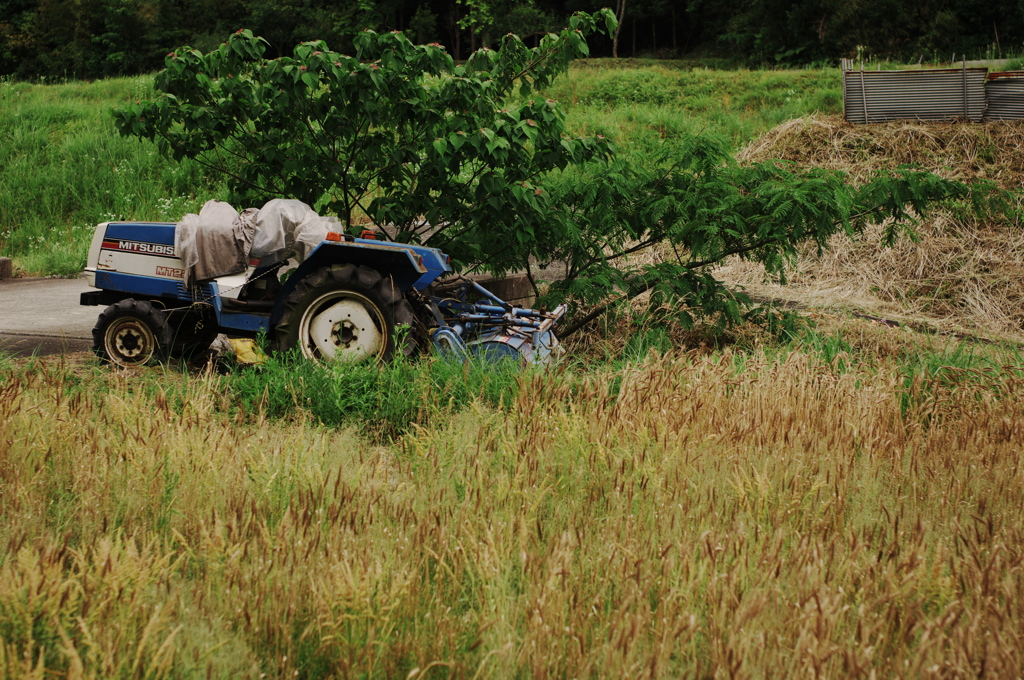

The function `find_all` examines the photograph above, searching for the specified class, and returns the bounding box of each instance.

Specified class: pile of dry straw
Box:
[722,116,1024,340]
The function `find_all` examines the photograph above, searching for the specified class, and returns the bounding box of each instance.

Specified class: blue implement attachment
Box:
[426,276,565,366]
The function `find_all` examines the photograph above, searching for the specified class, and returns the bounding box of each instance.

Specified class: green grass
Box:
[0,76,227,276]
[213,322,1024,442]
[222,352,529,439]
[771,322,1024,377]
[544,63,842,152]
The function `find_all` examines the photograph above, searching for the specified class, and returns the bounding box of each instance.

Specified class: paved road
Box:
[0,276,97,357]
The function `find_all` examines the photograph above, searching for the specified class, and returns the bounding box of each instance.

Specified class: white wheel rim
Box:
[106,317,156,366]
[300,291,385,362]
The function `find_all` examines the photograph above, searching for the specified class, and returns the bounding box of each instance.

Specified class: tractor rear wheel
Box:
[275,264,419,363]
[92,299,172,367]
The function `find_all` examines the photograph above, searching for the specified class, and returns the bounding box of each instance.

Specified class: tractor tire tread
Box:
[356,265,382,290]
[327,263,356,284]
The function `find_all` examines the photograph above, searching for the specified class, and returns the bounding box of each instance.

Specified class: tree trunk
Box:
[612,0,626,59]
[447,7,461,59]
[672,6,677,52]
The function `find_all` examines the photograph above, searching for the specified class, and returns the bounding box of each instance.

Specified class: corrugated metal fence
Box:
[842,60,1024,123]
[986,72,1024,121]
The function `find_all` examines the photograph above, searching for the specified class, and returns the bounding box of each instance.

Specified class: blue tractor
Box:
[80,202,564,367]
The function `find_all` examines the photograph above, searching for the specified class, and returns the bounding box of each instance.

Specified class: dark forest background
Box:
[3,0,1024,79]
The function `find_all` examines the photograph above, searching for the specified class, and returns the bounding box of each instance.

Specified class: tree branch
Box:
[558,279,656,339]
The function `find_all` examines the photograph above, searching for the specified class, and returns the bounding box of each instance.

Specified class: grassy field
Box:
[2,325,1024,677]
[545,62,841,151]
[0,76,226,276]
[0,63,841,277]
[4,61,1024,678]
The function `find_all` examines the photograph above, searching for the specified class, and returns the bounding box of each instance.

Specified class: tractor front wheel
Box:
[275,264,419,364]
[92,299,172,367]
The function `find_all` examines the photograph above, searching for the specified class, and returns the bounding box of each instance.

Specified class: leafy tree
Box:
[6,0,1024,77]
[0,0,38,75]
[406,4,441,43]
[116,11,618,272]
[455,0,553,50]
[116,9,998,334]
[495,0,556,45]
[545,137,996,336]
[457,0,494,50]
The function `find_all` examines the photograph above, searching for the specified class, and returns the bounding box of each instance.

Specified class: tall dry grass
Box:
[2,348,1023,678]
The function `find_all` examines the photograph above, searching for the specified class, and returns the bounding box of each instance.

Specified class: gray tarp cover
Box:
[175,199,338,286]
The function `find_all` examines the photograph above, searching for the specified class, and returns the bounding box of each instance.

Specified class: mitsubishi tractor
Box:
[80,200,564,368]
